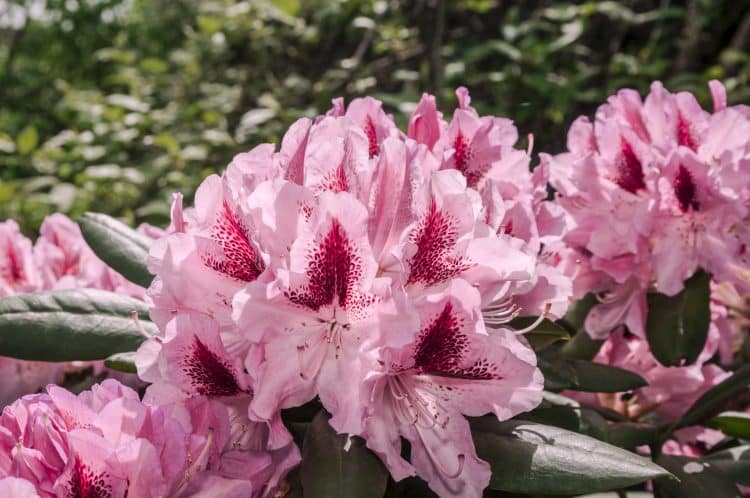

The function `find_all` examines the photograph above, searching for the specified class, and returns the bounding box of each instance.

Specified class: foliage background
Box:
[1,0,749,233]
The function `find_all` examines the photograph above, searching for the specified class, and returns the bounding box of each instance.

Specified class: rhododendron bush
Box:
[1,82,749,498]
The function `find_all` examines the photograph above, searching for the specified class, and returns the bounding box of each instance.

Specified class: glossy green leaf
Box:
[0,289,154,361]
[509,317,570,350]
[607,422,661,449]
[679,364,750,428]
[654,455,741,498]
[470,418,670,494]
[78,212,154,287]
[711,412,750,440]
[104,351,137,373]
[646,270,711,366]
[539,354,647,392]
[301,410,388,498]
[704,445,750,485]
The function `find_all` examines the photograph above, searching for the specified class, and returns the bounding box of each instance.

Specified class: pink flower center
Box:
[677,113,698,151]
[204,202,265,282]
[365,116,379,158]
[318,164,348,193]
[452,131,487,188]
[413,302,501,380]
[286,220,365,312]
[673,164,699,213]
[615,140,646,193]
[182,336,247,397]
[406,201,470,286]
[66,458,113,498]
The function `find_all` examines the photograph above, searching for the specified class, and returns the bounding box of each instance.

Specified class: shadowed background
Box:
[1,0,749,232]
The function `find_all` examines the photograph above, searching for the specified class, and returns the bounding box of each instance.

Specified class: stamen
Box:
[170,428,215,497]
[131,311,154,339]
[511,303,551,335]
[482,296,522,326]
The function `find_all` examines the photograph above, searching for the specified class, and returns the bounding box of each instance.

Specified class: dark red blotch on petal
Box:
[413,302,501,380]
[365,116,379,158]
[677,113,698,151]
[674,164,700,213]
[615,140,646,194]
[204,202,265,282]
[183,336,246,397]
[286,219,369,312]
[66,458,114,498]
[2,244,23,284]
[452,131,487,187]
[406,201,471,287]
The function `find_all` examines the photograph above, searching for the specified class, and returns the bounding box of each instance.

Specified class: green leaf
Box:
[16,126,39,155]
[539,354,647,392]
[78,212,154,287]
[679,364,750,428]
[301,410,388,498]
[560,329,604,360]
[470,418,670,494]
[509,317,570,350]
[710,411,750,440]
[0,289,154,361]
[654,455,741,498]
[575,493,653,498]
[646,270,711,366]
[607,422,661,449]
[571,358,648,392]
[104,351,137,373]
[704,445,750,485]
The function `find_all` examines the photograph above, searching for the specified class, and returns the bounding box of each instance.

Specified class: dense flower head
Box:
[140,88,568,496]
[0,379,263,498]
[544,80,750,339]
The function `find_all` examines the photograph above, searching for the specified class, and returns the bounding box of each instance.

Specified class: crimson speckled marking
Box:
[182,336,246,397]
[615,140,646,193]
[204,201,265,282]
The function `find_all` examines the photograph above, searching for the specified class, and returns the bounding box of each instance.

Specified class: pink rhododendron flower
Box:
[545,80,750,339]
[361,279,543,497]
[569,327,729,422]
[141,88,563,496]
[0,477,40,497]
[0,380,261,498]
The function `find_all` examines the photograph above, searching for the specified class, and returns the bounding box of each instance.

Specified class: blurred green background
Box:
[1,0,749,233]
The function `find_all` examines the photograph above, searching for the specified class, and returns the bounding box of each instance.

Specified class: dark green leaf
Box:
[679,364,750,428]
[570,358,647,392]
[104,351,137,373]
[710,412,750,440]
[539,354,647,392]
[560,293,597,333]
[560,329,604,360]
[470,418,670,494]
[509,317,570,350]
[0,289,153,361]
[78,212,154,288]
[704,445,750,485]
[646,270,711,366]
[654,455,741,498]
[607,422,661,449]
[301,410,388,498]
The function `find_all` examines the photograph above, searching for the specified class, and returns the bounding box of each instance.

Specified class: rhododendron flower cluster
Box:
[0,379,273,497]
[136,88,571,497]
[0,214,153,406]
[544,80,750,339]
[2,81,750,498]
